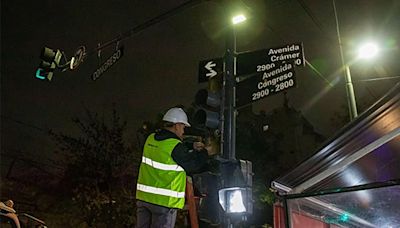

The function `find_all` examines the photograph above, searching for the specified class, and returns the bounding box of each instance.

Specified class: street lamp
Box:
[222,13,246,161]
[357,42,379,59]
[219,13,249,228]
[338,42,380,120]
[333,0,379,120]
[232,14,246,25]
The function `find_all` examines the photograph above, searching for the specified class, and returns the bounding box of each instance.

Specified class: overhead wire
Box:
[294,0,337,86]
[1,115,49,133]
[356,76,400,82]
[85,0,202,57]
[295,0,326,35]
[248,1,334,86]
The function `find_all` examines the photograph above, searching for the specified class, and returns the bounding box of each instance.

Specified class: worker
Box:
[135,107,215,228]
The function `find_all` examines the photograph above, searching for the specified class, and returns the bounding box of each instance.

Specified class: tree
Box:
[51,106,140,227]
[236,100,325,226]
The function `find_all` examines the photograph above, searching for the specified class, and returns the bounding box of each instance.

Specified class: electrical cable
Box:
[85,0,202,57]
[0,115,49,133]
[247,2,334,86]
[295,0,325,34]
[356,76,400,82]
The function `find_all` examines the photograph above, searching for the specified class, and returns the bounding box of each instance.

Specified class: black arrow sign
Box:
[198,58,223,83]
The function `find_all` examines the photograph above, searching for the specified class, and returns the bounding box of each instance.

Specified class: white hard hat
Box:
[163,107,191,127]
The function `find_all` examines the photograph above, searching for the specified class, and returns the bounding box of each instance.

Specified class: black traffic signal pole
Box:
[221,18,237,228]
[222,23,237,162]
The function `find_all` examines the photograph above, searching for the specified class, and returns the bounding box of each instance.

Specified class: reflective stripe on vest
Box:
[141,156,184,171]
[137,183,185,198]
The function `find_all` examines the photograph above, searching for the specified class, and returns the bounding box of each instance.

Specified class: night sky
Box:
[2,0,400,162]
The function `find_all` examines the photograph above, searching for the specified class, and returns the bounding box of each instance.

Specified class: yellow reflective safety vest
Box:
[136,133,187,209]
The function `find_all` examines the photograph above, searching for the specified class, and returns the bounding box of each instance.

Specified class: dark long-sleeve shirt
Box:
[153,129,209,174]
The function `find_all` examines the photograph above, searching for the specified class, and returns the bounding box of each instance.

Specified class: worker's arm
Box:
[171,143,209,174]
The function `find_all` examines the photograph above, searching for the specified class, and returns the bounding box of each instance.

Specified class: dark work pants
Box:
[136,200,177,228]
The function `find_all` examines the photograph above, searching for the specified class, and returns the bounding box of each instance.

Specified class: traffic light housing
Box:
[192,76,222,130]
[36,47,63,81]
[218,159,253,216]
[192,157,253,225]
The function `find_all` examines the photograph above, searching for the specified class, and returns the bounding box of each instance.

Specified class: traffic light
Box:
[193,159,253,226]
[218,159,253,215]
[35,47,63,81]
[192,76,222,130]
[238,159,253,215]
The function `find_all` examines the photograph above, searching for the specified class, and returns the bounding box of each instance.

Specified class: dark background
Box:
[1,0,400,204]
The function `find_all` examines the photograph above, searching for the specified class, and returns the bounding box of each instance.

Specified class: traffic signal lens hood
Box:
[193,109,220,129]
[39,61,53,69]
[41,47,57,62]
[195,89,221,108]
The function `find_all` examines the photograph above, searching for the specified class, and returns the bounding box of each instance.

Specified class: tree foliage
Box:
[51,107,140,227]
[236,104,325,226]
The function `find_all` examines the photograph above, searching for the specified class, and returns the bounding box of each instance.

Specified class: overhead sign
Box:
[198,58,223,83]
[236,63,296,107]
[92,47,124,81]
[237,43,304,76]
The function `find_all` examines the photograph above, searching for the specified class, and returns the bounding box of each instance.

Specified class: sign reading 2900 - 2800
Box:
[236,43,304,107]
[236,63,296,107]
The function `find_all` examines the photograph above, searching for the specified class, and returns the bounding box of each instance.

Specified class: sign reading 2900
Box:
[236,63,296,107]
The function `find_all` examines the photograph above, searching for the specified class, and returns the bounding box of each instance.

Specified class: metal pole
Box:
[333,0,358,120]
[222,15,237,228]
[223,23,237,160]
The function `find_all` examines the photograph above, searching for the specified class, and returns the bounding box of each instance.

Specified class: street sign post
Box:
[198,58,223,83]
[92,47,124,81]
[198,41,305,228]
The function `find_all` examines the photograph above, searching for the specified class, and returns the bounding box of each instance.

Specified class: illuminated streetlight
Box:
[358,42,379,59]
[219,11,253,227]
[224,13,247,161]
[232,14,246,25]
[333,0,380,121]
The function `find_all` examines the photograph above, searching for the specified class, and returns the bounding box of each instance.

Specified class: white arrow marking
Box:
[205,61,217,78]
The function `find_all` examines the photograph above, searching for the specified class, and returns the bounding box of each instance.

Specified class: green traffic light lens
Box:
[35,68,46,80]
[339,213,349,222]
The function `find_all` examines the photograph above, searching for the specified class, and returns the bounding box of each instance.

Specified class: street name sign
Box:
[197,43,305,106]
[236,63,296,107]
[235,42,305,106]
[92,47,124,81]
[237,43,304,76]
[198,58,223,83]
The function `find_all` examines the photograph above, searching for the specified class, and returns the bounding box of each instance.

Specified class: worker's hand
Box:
[193,141,205,151]
[192,137,220,156]
[205,144,219,156]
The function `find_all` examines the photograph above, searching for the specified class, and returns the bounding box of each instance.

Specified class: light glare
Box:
[358,42,379,59]
[232,15,246,25]
[228,190,246,213]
